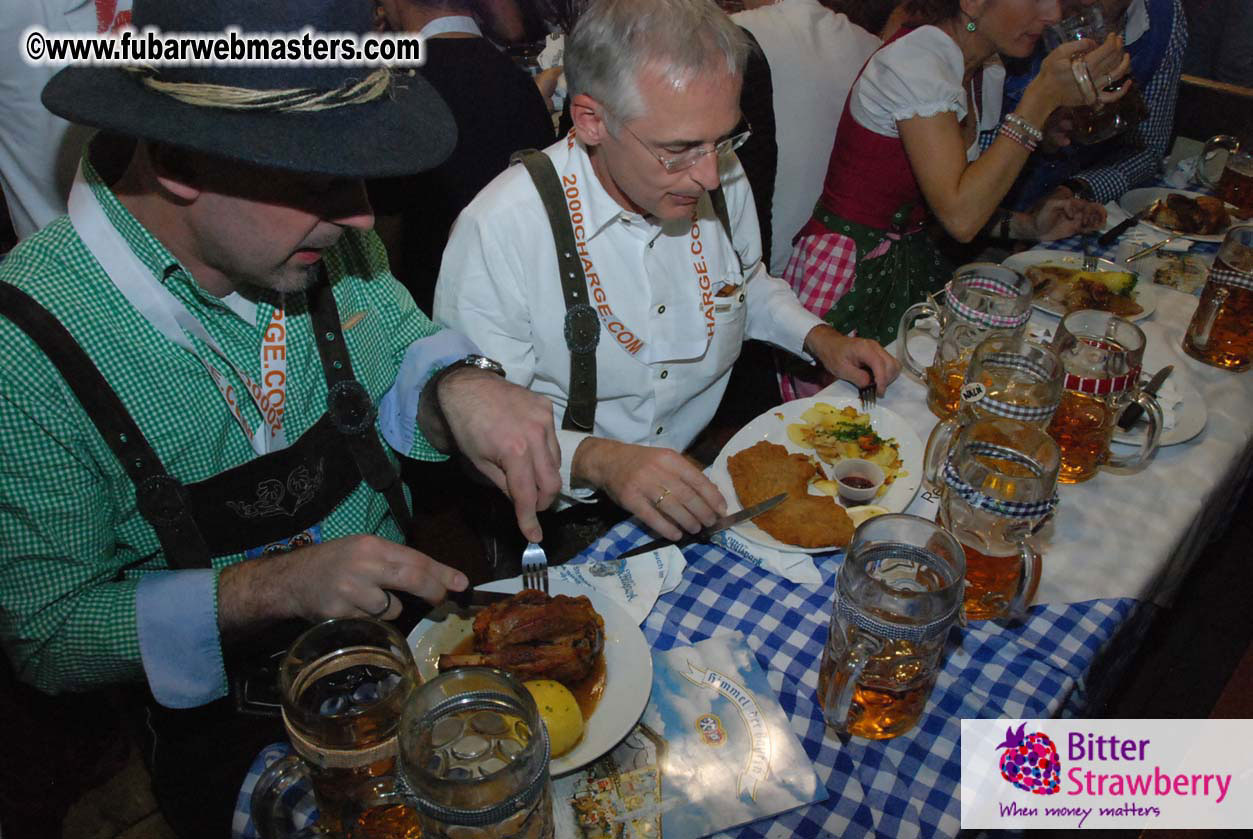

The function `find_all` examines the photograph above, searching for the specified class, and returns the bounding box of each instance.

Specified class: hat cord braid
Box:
[122,66,392,112]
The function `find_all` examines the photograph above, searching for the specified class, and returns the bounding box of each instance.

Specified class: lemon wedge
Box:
[523,679,584,758]
[846,505,890,528]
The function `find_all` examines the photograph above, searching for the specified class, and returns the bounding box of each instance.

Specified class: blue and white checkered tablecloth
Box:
[233,519,1137,839]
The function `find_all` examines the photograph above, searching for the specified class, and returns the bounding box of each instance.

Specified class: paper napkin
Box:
[709,529,824,586]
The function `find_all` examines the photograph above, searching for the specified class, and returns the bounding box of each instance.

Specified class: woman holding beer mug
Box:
[780,0,1126,398]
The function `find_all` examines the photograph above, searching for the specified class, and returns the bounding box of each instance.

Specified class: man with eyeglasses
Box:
[435,0,899,544]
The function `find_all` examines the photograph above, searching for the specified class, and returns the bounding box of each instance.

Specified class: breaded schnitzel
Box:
[727,441,854,549]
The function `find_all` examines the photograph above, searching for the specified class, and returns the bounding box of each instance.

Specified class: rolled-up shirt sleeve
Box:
[378,328,480,458]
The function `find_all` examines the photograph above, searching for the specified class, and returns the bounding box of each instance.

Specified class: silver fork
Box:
[521,542,549,593]
[858,366,877,410]
[1082,234,1098,270]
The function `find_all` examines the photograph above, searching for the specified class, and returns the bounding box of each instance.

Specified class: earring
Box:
[966,21,977,32]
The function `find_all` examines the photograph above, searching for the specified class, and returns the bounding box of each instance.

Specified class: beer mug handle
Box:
[822,634,884,729]
[1188,284,1229,349]
[251,755,321,839]
[898,301,940,383]
[1105,393,1163,470]
[1196,135,1241,190]
[1007,540,1042,619]
[923,417,959,492]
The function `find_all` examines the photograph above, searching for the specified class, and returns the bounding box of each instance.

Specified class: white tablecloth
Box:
[857,285,1253,608]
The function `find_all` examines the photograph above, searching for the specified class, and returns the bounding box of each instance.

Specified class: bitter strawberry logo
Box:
[997,723,1061,795]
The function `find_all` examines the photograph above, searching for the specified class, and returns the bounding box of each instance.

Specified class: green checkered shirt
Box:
[0,160,445,694]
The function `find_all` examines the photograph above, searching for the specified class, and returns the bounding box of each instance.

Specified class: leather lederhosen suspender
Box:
[511,149,737,433]
[512,149,600,432]
[0,281,214,567]
[0,272,411,568]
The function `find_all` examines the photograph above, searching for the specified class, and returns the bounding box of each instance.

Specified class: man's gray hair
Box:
[564,0,750,131]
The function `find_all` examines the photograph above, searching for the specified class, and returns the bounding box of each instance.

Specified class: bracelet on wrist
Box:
[998,122,1038,153]
[1004,113,1044,143]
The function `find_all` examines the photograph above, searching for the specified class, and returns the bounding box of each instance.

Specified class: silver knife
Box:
[617,492,789,559]
[1097,209,1146,248]
[1118,365,1173,430]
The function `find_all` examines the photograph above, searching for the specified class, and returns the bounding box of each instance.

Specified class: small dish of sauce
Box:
[830,458,886,505]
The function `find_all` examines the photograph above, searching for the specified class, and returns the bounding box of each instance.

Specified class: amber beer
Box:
[818,638,936,739]
[1069,84,1148,146]
[925,357,968,419]
[1047,389,1118,483]
[258,619,418,838]
[898,264,1033,421]
[1183,252,1253,371]
[819,516,964,739]
[1216,152,1253,214]
[961,542,1031,622]
[290,658,412,835]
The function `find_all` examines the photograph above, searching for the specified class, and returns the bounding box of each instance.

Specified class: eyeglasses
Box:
[618,118,753,173]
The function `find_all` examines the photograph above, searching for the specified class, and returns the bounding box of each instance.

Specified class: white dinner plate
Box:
[1002,249,1156,322]
[1111,376,1207,447]
[708,394,923,554]
[407,591,652,776]
[1118,187,1237,244]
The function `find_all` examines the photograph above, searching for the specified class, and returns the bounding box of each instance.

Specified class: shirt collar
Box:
[80,152,254,317]
[1123,0,1149,46]
[418,15,481,39]
[564,134,648,241]
[81,155,183,285]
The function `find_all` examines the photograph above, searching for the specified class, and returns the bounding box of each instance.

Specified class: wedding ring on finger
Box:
[1070,56,1098,105]
[369,589,392,619]
[652,486,673,508]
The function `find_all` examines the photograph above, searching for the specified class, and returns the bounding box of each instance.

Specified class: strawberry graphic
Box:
[996,723,1061,795]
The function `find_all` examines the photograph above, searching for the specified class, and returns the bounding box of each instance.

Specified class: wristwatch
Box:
[441,354,506,378]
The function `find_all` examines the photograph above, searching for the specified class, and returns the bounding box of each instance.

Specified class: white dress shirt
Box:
[850,25,1005,163]
[434,134,823,500]
[732,0,881,276]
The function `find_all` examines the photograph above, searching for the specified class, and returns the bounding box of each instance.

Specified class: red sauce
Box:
[839,475,875,489]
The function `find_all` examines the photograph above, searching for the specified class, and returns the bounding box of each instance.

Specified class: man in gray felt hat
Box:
[0,0,561,832]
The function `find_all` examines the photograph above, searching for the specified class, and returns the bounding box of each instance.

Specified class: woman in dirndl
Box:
[780,0,1127,400]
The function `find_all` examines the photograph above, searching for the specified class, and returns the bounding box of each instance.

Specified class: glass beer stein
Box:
[1047,310,1163,483]
[1045,5,1147,145]
[936,418,1060,622]
[1183,224,1253,371]
[898,264,1034,420]
[817,514,965,739]
[923,335,1064,487]
[399,668,554,839]
[252,618,420,839]
[1195,135,1253,214]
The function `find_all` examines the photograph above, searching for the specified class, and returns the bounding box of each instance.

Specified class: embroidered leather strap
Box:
[0,281,213,568]
[512,149,600,432]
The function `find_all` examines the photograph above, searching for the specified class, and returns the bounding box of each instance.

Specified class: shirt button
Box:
[656,426,664,435]
[660,370,668,379]
[657,304,666,314]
